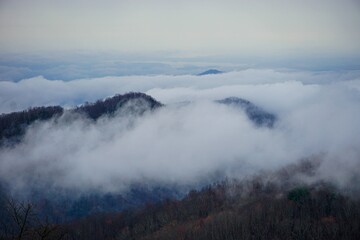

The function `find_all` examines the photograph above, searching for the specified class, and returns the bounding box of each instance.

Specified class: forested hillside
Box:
[2,172,359,240]
[56,160,360,240]
[0,106,63,144]
[0,92,162,145]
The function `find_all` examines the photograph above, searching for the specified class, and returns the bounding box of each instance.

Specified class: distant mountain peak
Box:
[197,69,223,76]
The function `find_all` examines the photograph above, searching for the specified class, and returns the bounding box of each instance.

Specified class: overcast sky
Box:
[1,0,359,57]
[1,1,360,194]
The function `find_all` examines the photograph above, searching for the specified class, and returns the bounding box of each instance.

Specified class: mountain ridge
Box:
[197,69,223,76]
[0,92,162,145]
[217,97,276,128]
[0,93,276,144]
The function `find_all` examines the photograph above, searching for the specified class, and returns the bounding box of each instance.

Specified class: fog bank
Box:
[1,70,360,194]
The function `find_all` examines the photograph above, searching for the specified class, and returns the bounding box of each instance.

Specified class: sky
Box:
[0,0,360,57]
[0,1,360,196]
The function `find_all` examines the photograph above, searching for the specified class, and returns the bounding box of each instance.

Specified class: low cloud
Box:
[0,69,360,194]
[1,69,359,113]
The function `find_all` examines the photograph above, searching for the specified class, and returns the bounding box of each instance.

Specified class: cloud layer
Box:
[1,69,360,194]
[1,69,359,113]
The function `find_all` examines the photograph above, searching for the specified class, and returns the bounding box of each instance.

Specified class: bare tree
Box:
[0,197,66,240]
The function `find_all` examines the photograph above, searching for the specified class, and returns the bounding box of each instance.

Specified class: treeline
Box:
[1,177,360,239]
[0,93,162,145]
[0,106,63,143]
[0,93,278,144]
[74,92,162,120]
[57,180,359,240]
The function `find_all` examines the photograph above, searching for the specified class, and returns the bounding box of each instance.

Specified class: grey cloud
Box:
[0,70,360,194]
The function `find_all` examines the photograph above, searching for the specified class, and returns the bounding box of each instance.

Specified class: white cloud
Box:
[1,69,360,194]
[1,69,359,113]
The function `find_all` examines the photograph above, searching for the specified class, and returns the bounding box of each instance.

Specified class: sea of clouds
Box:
[1,69,360,194]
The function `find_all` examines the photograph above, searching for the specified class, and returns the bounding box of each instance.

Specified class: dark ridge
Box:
[0,93,162,145]
[0,106,64,144]
[197,69,223,76]
[217,97,277,128]
[74,92,163,120]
